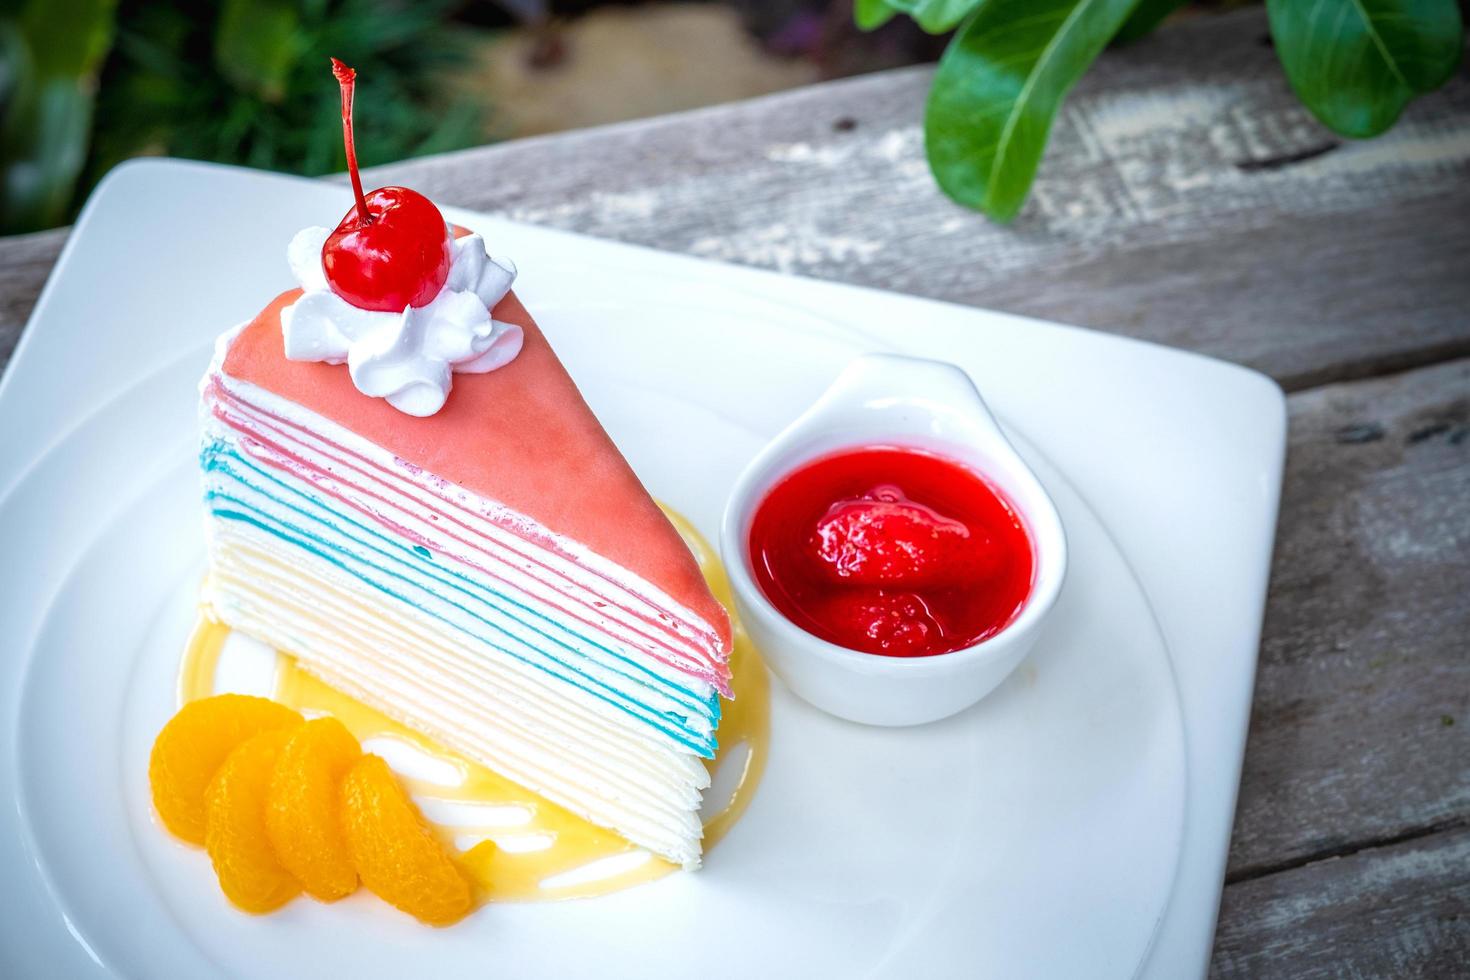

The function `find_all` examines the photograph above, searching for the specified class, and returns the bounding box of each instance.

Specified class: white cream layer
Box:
[202,457,716,749]
[207,368,730,684]
[198,325,729,866]
[205,519,705,867]
[205,392,724,700]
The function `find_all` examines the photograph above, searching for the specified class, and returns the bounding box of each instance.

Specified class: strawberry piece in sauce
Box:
[817,590,944,657]
[749,447,1034,658]
[811,484,997,587]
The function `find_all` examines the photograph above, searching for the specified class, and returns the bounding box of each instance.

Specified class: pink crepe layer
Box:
[207,376,729,691]
[222,288,733,672]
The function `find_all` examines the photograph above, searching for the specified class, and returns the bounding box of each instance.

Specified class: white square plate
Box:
[0,160,1284,979]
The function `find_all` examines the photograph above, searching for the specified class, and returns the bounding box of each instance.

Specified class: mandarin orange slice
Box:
[266,716,361,901]
[205,727,303,913]
[149,694,303,844]
[341,754,474,926]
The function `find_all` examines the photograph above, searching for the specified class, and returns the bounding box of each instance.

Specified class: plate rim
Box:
[0,158,1286,980]
[4,342,1187,980]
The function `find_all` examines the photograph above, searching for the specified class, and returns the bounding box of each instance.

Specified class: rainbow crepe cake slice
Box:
[198,187,732,868]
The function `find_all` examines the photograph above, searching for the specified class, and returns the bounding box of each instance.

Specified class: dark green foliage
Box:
[89,0,483,183]
[2,0,486,233]
[1112,0,1187,45]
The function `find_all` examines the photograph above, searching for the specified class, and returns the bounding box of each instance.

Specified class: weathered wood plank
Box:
[3,11,1466,390]
[0,228,68,369]
[1229,358,1470,875]
[1213,827,1470,978]
[361,9,1470,390]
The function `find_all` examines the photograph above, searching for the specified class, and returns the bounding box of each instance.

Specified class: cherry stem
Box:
[331,58,370,226]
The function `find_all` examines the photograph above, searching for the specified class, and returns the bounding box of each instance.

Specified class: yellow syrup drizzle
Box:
[179,509,769,903]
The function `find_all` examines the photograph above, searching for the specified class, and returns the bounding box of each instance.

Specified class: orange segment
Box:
[267,716,361,901]
[341,754,474,926]
[205,727,303,913]
[149,694,303,844]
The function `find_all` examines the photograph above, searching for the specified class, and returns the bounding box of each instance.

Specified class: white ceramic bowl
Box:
[721,353,1068,726]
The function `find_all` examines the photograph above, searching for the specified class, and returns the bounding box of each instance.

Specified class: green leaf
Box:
[925,0,1139,220]
[1267,0,1463,138]
[882,0,988,34]
[854,0,899,32]
[214,0,303,103]
[1113,0,1185,45]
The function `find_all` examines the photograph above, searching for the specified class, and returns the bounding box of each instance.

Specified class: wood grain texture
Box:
[1228,359,1470,876]
[360,9,1470,390]
[0,228,67,369]
[1212,827,1470,978]
[3,11,1467,391]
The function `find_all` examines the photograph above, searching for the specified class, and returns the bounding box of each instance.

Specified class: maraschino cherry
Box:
[321,58,451,312]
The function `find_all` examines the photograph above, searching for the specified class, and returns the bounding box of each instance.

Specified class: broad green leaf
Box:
[882,0,988,34]
[854,0,899,31]
[214,0,303,103]
[1113,0,1186,44]
[925,0,1139,220]
[1267,0,1463,138]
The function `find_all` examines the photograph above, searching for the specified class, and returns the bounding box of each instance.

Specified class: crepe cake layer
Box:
[198,289,734,868]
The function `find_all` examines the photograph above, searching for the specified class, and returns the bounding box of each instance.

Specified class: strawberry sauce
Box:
[748,447,1034,657]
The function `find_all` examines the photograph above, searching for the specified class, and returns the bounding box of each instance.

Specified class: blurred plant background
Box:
[2,0,489,233]
[2,0,1454,234]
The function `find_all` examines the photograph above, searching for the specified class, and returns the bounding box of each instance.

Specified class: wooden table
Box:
[2,8,1466,976]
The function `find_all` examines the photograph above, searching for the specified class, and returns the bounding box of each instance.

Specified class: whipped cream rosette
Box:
[282,226,523,417]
